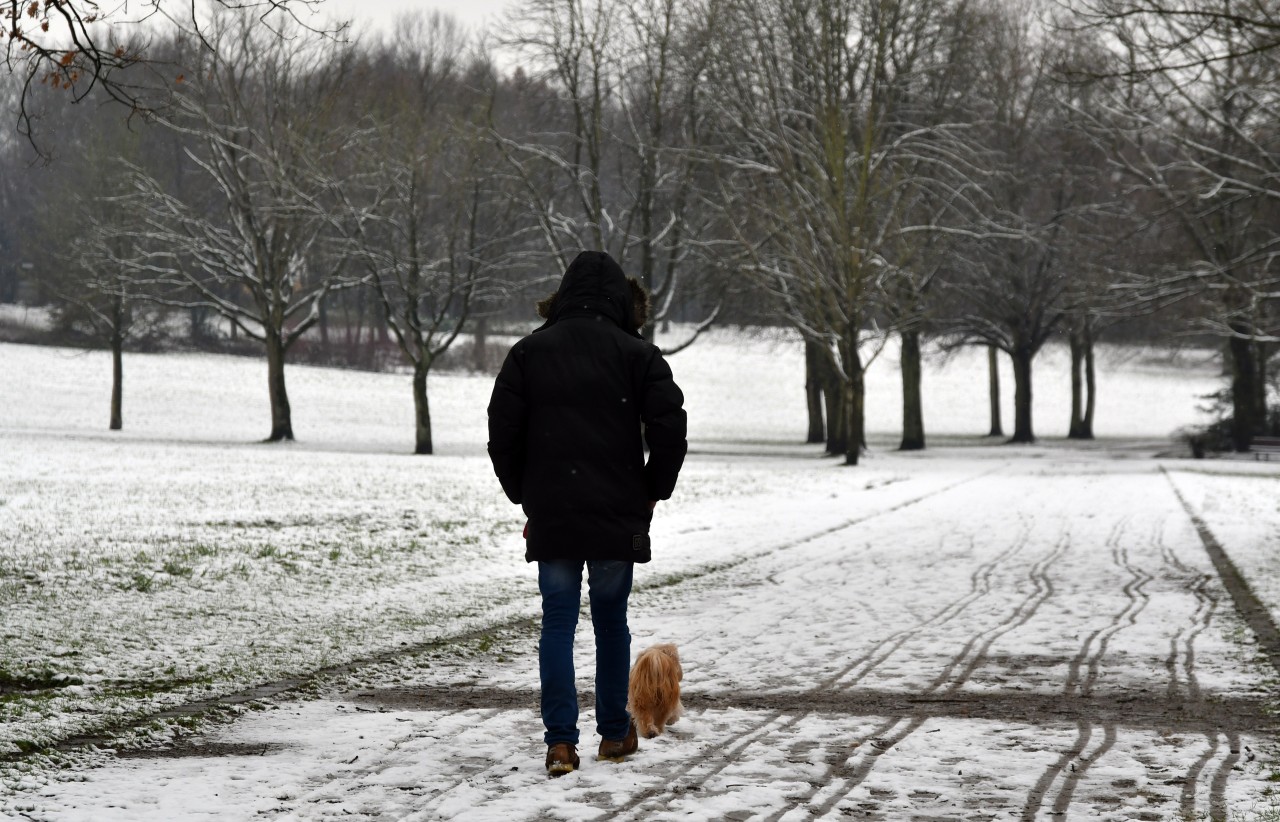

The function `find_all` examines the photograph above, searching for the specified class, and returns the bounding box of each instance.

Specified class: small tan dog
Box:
[627,643,683,739]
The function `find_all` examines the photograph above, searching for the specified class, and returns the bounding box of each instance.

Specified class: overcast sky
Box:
[307,0,517,41]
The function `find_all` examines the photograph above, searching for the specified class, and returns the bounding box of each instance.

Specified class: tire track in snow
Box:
[1182,733,1222,818]
[1209,729,1243,822]
[283,708,499,820]
[756,530,1070,822]
[604,713,800,822]
[1028,509,1223,820]
[1164,515,1228,821]
[1020,720,1096,822]
[1048,723,1118,819]
[1154,515,1219,822]
[1158,516,1216,703]
[823,528,1029,690]
[1178,572,1215,702]
[808,532,1070,814]
[355,471,1261,822]
[1152,512,1223,821]
[1022,518,1143,822]
[1164,469,1277,821]
[1163,467,1280,677]
[604,483,1025,822]
[1082,519,1153,697]
[1180,730,1241,822]
[1060,519,1132,698]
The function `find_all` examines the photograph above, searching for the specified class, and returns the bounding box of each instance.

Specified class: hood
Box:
[534,250,641,338]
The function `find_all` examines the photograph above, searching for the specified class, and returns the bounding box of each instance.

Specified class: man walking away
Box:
[486,250,687,777]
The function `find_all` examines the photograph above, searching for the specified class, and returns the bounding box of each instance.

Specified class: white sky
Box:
[307,0,517,40]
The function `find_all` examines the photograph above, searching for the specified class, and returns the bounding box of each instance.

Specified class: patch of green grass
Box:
[0,668,81,692]
[431,519,467,532]
[126,572,155,593]
[109,675,215,700]
[162,560,193,578]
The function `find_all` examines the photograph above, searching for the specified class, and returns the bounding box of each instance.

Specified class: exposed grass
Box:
[0,669,83,693]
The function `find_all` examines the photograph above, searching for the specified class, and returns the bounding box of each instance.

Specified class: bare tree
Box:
[41,141,153,430]
[112,13,360,441]
[1085,2,1280,449]
[938,4,1112,444]
[4,68,179,424]
[57,198,158,430]
[496,0,724,352]
[340,15,516,454]
[706,0,986,463]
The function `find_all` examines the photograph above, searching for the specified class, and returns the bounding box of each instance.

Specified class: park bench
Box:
[1250,436,1280,460]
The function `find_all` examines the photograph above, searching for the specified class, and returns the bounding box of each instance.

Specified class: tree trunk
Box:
[1229,327,1260,452]
[987,345,1003,437]
[1068,324,1096,440]
[851,363,866,462]
[109,328,123,431]
[843,339,865,466]
[823,354,846,456]
[1082,330,1096,439]
[1068,330,1086,439]
[899,329,924,451]
[265,331,294,442]
[413,360,433,455]
[843,378,859,465]
[1010,343,1035,444]
[804,338,825,444]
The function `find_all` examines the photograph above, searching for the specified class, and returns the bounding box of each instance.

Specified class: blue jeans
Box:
[538,560,634,746]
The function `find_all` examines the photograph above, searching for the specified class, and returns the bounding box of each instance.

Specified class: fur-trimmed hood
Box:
[535,251,650,336]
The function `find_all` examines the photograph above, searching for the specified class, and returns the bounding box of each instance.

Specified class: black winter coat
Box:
[487,251,687,563]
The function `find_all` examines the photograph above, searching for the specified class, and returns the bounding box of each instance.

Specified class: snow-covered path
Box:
[21,453,1280,822]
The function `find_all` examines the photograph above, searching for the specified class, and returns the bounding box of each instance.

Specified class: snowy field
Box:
[3,331,1280,821]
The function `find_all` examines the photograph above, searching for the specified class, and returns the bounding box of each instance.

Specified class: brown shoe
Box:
[597,720,639,762]
[545,742,579,777]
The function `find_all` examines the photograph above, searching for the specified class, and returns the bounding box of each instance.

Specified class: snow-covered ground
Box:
[2,333,1278,821]
[0,329,1222,451]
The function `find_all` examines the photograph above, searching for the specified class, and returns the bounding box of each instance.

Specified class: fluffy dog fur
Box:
[627,643,683,739]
